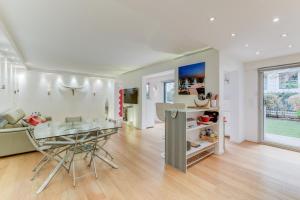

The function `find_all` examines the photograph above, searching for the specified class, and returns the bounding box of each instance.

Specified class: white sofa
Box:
[0,109,35,157]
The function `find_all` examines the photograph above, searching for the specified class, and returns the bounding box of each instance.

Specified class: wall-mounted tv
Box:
[124,88,138,104]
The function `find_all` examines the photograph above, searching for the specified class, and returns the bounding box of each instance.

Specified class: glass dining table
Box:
[30,119,121,193]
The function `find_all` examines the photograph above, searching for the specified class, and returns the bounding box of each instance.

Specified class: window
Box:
[264,74,268,90]
[164,81,175,103]
[279,72,298,89]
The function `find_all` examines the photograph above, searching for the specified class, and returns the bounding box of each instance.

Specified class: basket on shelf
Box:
[200,135,218,143]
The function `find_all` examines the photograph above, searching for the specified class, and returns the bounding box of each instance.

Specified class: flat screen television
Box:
[124,88,138,104]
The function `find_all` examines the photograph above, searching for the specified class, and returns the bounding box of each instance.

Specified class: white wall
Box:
[244,52,300,142]
[219,52,245,143]
[4,69,115,121]
[0,59,17,113]
[120,48,220,129]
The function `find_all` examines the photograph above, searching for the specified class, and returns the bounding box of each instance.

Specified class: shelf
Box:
[186,140,217,158]
[186,123,217,132]
[185,107,219,112]
[187,151,214,167]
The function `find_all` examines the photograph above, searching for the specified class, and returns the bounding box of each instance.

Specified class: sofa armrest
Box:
[0,127,28,133]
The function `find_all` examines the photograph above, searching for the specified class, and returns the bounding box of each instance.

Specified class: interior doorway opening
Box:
[142,70,175,129]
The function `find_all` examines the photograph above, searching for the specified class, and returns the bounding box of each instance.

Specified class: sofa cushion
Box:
[3,109,26,125]
[0,118,8,128]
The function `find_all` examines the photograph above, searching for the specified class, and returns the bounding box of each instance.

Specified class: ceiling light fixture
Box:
[245,44,249,47]
[209,17,215,22]
[273,17,280,23]
[288,44,293,48]
[255,51,260,55]
[281,33,288,38]
[231,33,236,38]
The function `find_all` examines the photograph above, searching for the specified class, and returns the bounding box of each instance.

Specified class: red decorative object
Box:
[118,89,123,117]
[26,115,46,126]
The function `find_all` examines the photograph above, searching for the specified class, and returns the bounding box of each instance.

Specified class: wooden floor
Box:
[1,124,300,200]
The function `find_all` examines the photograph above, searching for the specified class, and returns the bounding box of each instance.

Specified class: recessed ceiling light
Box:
[245,44,249,47]
[209,17,216,22]
[256,51,260,55]
[273,17,280,23]
[281,33,288,38]
[288,44,293,48]
[231,33,236,38]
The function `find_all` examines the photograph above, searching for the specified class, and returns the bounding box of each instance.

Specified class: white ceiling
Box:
[0,0,300,77]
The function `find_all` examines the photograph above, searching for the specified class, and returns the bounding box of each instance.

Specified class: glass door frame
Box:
[258,62,300,152]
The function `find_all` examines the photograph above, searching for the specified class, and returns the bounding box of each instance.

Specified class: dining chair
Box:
[65,116,82,123]
[67,130,99,187]
[25,127,72,181]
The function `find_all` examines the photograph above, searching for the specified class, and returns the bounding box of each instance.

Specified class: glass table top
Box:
[33,119,122,139]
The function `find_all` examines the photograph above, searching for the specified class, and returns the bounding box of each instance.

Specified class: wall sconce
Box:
[14,89,19,94]
[224,73,230,84]
[47,84,52,95]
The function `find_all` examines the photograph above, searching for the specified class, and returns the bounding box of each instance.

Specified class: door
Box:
[260,65,300,150]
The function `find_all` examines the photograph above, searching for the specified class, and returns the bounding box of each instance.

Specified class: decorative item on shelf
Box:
[201,134,218,143]
[211,94,218,108]
[187,141,191,151]
[204,111,219,122]
[190,141,201,148]
[200,115,212,123]
[194,99,210,109]
[200,128,218,143]
[187,117,197,128]
[61,84,85,96]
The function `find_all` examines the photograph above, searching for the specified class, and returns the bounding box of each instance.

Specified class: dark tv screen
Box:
[124,88,138,104]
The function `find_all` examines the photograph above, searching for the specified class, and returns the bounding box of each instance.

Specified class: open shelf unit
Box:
[165,108,219,172]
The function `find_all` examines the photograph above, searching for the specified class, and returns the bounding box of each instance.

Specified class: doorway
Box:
[142,70,175,129]
[260,65,300,150]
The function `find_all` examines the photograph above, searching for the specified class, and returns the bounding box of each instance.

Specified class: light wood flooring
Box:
[1,124,300,200]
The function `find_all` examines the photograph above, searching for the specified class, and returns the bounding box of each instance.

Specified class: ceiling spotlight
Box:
[256,51,260,55]
[231,33,236,38]
[273,17,280,23]
[281,33,288,38]
[288,44,293,48]
[245,44,249,47]
[209,17,216,22]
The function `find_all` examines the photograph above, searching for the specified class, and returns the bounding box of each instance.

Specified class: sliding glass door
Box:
[260,65,300,150]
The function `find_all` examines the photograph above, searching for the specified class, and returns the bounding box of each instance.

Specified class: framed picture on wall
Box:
[178,62,205,95]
